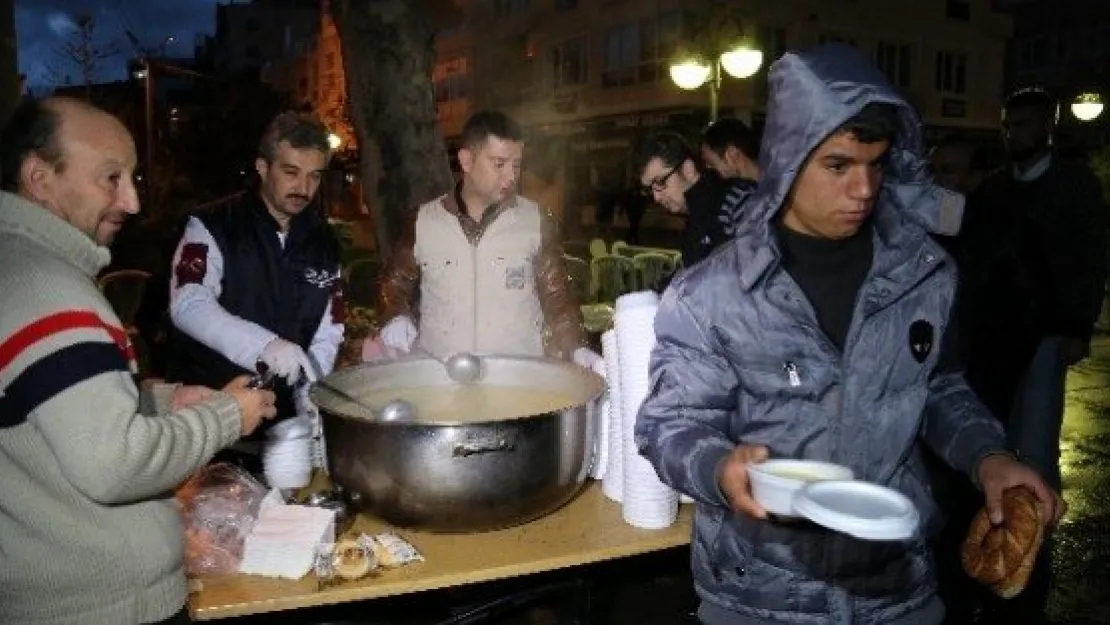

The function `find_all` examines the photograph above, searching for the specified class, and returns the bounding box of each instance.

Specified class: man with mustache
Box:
[166,111,344,447]
[371,110,597,370]
[0,96,276,625]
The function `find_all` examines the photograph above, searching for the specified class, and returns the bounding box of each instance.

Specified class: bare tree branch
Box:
[51,13,124,96]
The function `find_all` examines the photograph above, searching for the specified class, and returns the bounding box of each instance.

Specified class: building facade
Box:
[264,0,1015,232]
[994,0,1110,149]
[429,0,1012,218]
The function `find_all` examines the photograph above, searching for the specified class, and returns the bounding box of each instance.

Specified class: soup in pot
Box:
[344,385,580,423]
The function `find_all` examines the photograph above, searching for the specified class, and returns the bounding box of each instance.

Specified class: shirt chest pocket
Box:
[418,255,462,306]
[481,243,534,292]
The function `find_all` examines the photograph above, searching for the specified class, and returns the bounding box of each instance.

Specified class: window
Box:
[552,36,587,88]
[875,42,912,89]
[494,0,530,18]
[602,12,680,89]
[433,57,469,102]
[934,51,967,94]
[946,0,971,21]
[759,26,788,63]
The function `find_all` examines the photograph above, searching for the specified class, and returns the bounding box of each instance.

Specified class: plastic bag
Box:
[176,463,269,576]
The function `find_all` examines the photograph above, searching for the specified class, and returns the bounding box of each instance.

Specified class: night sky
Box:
[16,0,221,88]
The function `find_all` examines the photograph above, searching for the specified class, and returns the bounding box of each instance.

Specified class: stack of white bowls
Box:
[262,415,314,489]
[600,329,624,503]
[613,291,678,529]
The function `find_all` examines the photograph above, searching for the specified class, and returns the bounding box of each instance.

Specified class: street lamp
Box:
[669,43,763,122]
[1071,92,1104,122]
[327,132,342,150]
[131,60,154,205]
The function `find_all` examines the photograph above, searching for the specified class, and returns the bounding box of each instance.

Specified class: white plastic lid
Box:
[792,480,920,541]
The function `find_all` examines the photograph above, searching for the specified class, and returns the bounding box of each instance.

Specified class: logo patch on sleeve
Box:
[174,243,208,285]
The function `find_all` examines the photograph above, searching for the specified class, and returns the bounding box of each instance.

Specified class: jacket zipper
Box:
[783,361,801,387]
[827,249,944,584]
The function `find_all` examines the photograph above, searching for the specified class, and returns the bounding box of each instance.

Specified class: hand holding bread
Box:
[976,453,1063,527]
[962,453,1065,599]
[961,486,1045,598]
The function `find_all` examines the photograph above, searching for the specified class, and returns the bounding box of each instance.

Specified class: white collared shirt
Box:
[1013,152,1052,182]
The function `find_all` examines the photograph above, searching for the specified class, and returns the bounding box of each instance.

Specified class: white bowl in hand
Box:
[747,459,855,517]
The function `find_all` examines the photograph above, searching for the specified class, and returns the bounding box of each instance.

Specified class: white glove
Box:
[572,347,604,376]
[259,338,317,384]
[380,316,418,352]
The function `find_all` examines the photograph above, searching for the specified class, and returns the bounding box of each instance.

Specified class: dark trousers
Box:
[149,606,192,625]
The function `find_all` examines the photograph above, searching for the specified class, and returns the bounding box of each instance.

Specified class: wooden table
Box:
[189,481,694,620]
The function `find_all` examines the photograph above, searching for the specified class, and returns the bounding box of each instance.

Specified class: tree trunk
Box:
[329,0,456,259]
[0,0,20,126]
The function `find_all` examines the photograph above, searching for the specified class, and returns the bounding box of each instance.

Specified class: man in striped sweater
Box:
[0,97,277,624]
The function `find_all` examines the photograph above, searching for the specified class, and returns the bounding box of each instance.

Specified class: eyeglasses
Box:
[640,164,680,196]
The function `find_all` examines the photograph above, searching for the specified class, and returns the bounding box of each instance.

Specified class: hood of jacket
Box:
[747,43,963,240]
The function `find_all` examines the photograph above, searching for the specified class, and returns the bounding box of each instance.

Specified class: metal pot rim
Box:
[310,353,605,425]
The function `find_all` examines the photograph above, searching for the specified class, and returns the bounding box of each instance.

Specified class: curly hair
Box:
[258,111,332,162]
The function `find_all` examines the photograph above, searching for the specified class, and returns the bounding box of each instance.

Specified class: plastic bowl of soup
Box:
[747,459,855,517]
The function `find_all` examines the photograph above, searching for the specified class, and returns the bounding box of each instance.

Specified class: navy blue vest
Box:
[167,194,340,421]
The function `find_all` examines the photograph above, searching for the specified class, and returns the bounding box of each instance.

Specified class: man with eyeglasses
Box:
[632,130,756,267]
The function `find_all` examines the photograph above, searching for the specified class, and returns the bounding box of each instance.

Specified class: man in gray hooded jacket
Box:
[635,44,1061,625]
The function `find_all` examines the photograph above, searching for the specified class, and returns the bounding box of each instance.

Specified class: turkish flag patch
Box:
[175,243,208,285]
[330,281,346,324]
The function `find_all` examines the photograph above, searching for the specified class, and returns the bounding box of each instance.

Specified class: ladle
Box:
[314,379,415,423]
[440,352,483,384]
[409,349,482,384]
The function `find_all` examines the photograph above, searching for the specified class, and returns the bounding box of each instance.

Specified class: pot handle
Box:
[453,435,516,457]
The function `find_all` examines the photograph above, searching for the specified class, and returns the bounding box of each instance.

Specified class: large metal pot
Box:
[309,355,605,533]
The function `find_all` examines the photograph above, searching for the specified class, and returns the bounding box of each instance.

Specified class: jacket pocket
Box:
[734,357,836,403]
[708,515,802,615]
[418,257,460,306]
[732,358,838,448]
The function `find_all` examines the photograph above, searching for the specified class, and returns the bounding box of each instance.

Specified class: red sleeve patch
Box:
[330,281,346,325]
[175,243,208,285]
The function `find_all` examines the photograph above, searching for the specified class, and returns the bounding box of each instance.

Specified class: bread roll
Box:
[960,486,1045,598]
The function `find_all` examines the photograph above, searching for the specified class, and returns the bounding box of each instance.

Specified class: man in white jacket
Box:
[371,110,600,370]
